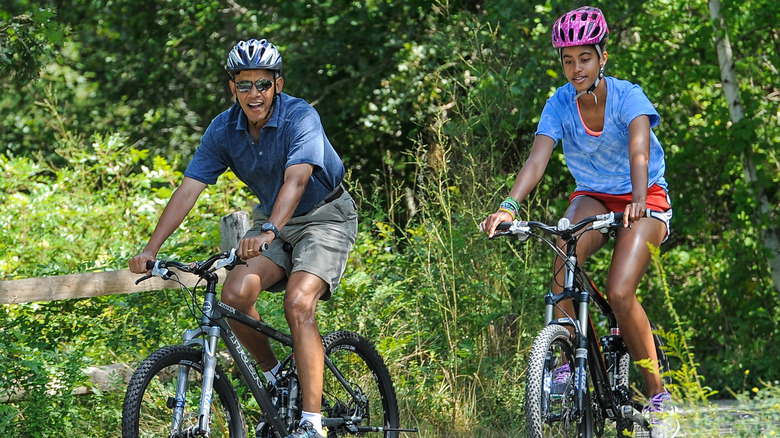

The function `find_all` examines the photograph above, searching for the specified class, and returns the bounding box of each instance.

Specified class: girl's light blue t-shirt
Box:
[535,76,668,194]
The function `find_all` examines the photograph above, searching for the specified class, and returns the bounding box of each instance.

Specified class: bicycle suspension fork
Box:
[545,254,592,421]
[573,286,590,419]
[173,277,223,436]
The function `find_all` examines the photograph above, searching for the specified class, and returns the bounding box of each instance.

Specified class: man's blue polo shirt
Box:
[185,93,345,217]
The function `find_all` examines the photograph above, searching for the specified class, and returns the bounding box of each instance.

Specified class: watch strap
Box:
[261,222,279,239]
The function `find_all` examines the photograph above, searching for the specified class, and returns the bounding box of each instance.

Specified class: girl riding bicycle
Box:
[481,6,676,434]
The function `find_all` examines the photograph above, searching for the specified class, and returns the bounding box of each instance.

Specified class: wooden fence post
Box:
[219,211,250,251]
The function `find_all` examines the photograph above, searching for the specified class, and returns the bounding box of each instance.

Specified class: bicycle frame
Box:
[544,265,630,423]
[176,268,372,437]
[168,268,289,436]
[496,212,655,434]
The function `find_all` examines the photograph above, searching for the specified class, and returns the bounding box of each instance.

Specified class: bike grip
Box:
[261,241,270,252]
[496,222,512,231]
[613,209,651,223]
[145,260,156,270]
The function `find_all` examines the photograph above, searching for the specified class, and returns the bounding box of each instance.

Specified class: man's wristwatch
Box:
[260,222,279,239]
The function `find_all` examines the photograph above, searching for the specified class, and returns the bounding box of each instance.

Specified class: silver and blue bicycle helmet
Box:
[226,39,283,78]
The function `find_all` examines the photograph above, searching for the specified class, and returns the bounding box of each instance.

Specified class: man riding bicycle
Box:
[129,38,357,438]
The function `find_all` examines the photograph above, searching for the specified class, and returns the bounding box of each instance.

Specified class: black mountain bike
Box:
[121,248,416,438]
[491,211,670,438]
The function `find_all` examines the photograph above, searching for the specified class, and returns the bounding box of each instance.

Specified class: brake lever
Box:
[135,261,171,284]
[214,248,247,272]
[224,260,247,271]
[488,230,513,240]
[151,264,171,280]
[135,275,153,285]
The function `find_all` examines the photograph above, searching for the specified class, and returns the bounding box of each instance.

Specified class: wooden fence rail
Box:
[1,212,250,402]
[0,211,249,305]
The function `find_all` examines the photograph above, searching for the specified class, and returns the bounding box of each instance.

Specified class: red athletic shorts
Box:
[569,184,671,213]
[569,184,672,241]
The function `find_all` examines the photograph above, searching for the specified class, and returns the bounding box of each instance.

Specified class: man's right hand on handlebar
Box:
[480,210,514,238]
[237,234,272,260]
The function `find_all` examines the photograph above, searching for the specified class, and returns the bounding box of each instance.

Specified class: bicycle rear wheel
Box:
[525,324,595,438]
[321,331,400,438]
[122,345,246,438]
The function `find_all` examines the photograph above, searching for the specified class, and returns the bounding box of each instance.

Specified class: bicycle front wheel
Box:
[122,345,246,438]
[321,331,400,438]
[526,324,594,438]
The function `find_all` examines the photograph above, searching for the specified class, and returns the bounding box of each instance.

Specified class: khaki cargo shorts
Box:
[244,186,357,300]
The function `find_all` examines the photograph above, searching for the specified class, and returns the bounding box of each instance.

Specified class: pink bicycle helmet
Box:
[552,6,610,102]
[551,6,609,49]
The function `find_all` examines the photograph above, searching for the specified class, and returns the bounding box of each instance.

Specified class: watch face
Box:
[261,222,278,236]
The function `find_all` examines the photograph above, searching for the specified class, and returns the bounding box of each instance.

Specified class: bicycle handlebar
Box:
[135,243,269,285]
[493,210,654,242]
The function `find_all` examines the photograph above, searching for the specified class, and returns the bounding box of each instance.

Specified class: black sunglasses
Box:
[235,79,273,93]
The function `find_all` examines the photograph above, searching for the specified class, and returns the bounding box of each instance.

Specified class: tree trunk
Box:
[708,0,780,295]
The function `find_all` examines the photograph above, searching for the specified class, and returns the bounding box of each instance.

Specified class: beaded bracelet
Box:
[499,197,520,220]
[503,196,520,211]
[498,206,517,220]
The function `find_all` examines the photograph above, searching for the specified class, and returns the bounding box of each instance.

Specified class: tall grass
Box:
[344,132,779,435]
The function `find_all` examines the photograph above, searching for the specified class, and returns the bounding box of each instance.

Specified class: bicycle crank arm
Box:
[621,412,650,431]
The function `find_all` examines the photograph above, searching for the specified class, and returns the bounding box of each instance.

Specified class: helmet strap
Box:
[264,80,279,121]
[574,73,601,104]
[570,45,605,104]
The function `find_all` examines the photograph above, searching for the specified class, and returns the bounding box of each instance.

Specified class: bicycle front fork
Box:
[171,325,221,436]
[544,288,592,420]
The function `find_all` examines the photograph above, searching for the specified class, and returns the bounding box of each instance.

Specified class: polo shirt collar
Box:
[235,94,282,132]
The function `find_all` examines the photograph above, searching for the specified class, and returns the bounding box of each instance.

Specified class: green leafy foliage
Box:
[0,6,66,85]
[0,0,778,436]
[0,132,254,435]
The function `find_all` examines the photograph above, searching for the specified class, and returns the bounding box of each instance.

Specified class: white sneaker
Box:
[283,420,325,438]
[644,391,680,438]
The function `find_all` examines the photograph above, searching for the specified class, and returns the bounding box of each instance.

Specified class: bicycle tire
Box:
[616,321,670,438]
[525,324,595,438]
[321,331,400,438]
[122,344,246,438]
